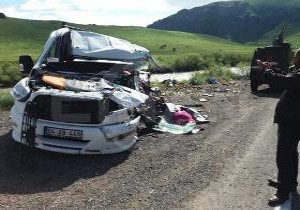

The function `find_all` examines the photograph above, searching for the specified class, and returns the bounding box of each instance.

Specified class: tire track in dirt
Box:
[185,96,280,209]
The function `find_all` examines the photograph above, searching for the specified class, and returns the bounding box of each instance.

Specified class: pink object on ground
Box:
[172,110,195,125]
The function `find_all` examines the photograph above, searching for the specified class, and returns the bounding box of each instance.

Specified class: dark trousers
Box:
[277,122,300,195]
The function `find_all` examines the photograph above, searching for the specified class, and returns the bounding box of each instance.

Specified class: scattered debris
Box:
[150,102,209,134]
[208,77,218,84]
[161,79,177,87]
[203,93,213,97]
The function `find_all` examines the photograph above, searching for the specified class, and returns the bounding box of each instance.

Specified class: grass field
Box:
[0,18,60,61]
[0,17,256,62]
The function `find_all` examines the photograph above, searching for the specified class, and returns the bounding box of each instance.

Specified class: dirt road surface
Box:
[1,80,300,209]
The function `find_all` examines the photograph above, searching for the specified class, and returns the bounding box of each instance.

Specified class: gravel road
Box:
[1,81,300,209]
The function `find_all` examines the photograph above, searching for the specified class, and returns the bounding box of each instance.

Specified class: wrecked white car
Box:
[11,26,151,154]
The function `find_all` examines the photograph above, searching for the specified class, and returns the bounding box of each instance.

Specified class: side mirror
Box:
[19,55,34,74]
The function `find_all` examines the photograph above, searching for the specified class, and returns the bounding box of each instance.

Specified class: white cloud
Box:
[1,0,223,26]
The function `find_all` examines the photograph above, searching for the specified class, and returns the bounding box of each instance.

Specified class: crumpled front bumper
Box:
[11,105,140,154]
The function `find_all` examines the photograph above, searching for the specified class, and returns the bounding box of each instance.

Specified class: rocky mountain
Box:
[147,1,300,43]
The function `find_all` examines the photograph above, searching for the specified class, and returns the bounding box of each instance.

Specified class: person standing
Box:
[257,48,300,207]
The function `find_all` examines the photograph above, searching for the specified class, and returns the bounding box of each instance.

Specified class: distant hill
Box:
[0,13,6,18]
[245,0,300,7]
[147,1,300,44]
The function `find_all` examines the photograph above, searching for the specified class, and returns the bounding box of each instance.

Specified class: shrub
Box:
[151,52,251,73]
[171,54,208,72]
[232,63,251,79]
[209,52,250,67]
[151,54,212,73]
[189,65,234,85]
[0,90,14,110]
[189,72,209,85]
[0,62,21,86]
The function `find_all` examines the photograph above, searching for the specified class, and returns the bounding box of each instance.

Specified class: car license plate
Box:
[44,126,83,139]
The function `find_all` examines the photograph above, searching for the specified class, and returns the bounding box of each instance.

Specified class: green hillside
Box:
[244,0,300,45]
[148,1,300,45]
[258,24,300,48]
[245,0,300,7]
[0,18,60,61]
[0,17,255,62]
[287,32,300,47]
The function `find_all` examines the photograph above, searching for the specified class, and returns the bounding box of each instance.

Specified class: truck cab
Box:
[250,27,293,92]
[11,25,151,155]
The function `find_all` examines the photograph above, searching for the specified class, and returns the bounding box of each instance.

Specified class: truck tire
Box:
[250,79,259,92]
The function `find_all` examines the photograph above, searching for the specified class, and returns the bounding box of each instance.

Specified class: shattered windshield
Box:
[70,30,149,61]
[72,31,110,53]
[72,31,134,54]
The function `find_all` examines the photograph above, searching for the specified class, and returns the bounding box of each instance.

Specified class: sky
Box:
[0,0,229,27]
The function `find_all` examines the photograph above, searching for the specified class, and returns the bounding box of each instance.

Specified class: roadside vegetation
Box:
[0,89,13,110]
[189,64,249,85]
[152,52,251,73]
[0,62,21,86]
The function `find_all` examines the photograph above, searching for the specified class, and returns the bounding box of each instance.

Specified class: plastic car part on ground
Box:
[152,102,209,134]
[172,111,194,125]
[152,118,198,134]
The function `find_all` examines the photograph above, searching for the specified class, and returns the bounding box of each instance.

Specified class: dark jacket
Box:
[263,65,300,122]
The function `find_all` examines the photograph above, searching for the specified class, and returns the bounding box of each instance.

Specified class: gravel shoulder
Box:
[1,80,296,209]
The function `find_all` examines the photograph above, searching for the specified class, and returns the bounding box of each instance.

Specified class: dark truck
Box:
[250,27,293,92]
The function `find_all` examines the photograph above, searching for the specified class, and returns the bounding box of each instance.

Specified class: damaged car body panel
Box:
[11,26,151,154]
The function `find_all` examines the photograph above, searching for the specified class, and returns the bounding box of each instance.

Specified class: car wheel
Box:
[250,79,259,92]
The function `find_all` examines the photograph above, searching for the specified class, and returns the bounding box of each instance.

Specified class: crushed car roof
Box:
[51,27,150,61]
